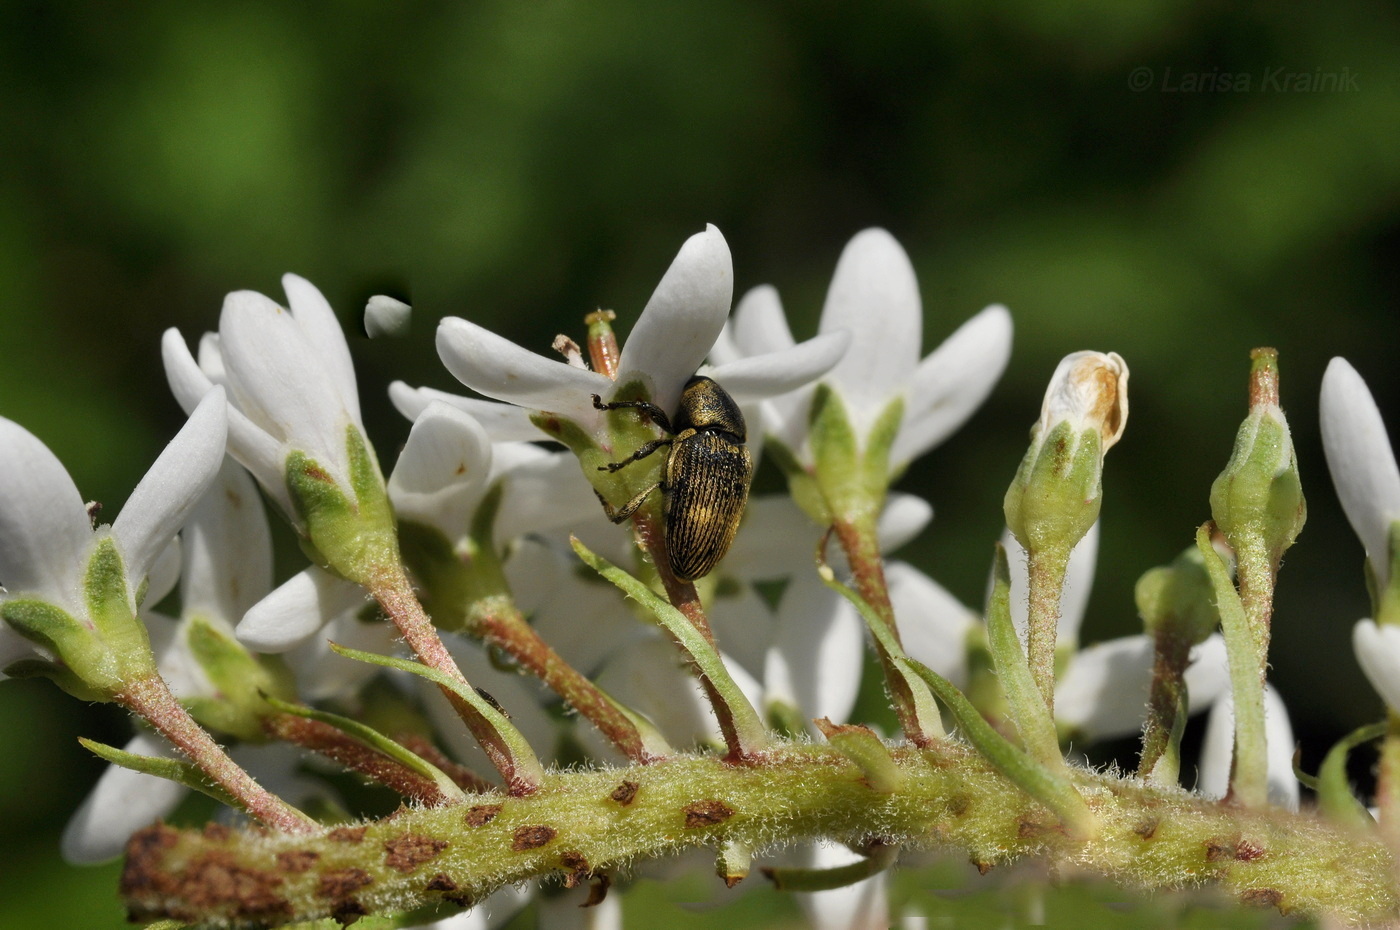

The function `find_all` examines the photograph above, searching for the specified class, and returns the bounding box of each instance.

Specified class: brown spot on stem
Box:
[610,780,639,805]
[512,825,558,851]
[201,823,232,842]
[331,898,369,925]
[683,800,734,828]
[425,873,458,892]
[945,796,971,817]
[328,826,368,844]
[1018,820,1051,839]
[120,824,180,899]
[973,858,994,875]
[318,868,373,899]
[582,873,611,908]
[176,851,290,920]
[384,833,449,872]
[1205,840,1235,863]
[1133,819,1159,840]
[276,850,320,873]
[1234,839,1266,862]
[445,893,473,908]
[465,804,502,827]
[1241,888,1284,909]
[561,851,590,887]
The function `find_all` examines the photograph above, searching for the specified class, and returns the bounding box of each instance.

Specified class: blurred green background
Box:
[2,1,1397,926]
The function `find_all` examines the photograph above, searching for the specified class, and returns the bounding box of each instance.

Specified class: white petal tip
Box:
[365,295,412,339]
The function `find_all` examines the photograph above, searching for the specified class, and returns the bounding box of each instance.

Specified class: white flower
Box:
[1036,351,1129,453]
[1197,683,1299,810]
[237,402,598,652]
[0,391,228,676]
[1320,357,1400,592]
[709,228,1012,469]
[162,274,374,522]
[430,225,850,436]
[1353,619,1400,715]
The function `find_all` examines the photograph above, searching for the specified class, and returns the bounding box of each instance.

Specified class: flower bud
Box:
[1136,541,1226,647]
[1004,351,1128,556]
[1209,349,1306,567]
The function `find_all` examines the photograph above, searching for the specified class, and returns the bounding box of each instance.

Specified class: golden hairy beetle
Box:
[591,375,752,581]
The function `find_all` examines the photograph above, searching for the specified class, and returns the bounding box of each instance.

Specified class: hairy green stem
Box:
[1025,547,1070,715]
[123,741,1397,927]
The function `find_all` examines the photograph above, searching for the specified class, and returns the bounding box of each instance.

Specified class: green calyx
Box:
[1136,545,1221,647]
[1372,520,1400,627]
[286,426,399,587]
[396,485,511,636]
[806,384,903,524]
[1004,420,1103,558]
[180,614,295,741]
[1209,352,1306,568]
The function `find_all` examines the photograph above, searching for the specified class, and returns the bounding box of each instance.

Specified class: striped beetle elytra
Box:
[591,375,752,581]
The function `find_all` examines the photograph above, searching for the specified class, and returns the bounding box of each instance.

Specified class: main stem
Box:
[124,741,1400,927]
[118,675,316,835]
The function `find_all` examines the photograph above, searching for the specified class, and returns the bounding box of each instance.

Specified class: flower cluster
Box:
[1,224,1392,929]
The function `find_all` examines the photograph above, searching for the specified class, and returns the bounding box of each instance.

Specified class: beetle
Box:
[591,375,752,581]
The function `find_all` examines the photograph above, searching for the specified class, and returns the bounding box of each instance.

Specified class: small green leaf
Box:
[78,737,241,810]
[985,545,1066,773]
[261,694,466,804]
[570,536,770,757]
[328,643,544,791]
[1316,722,1385,830]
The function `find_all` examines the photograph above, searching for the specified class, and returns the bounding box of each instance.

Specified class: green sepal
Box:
[529,409,600,460]
[181,615,294,741]
[261,694,467,804]
[587,378,672,515]
[985,545,1065,773]
[763,843,897,892]
[329,642,545,790]
[819,563,1094,839]
[570,536,770,756]
[287,427,399,587]
[84,538,157,682]
[1315,722,1385,830]
[1004,421,1103,558]
[397,508,510,636]
[809,384,863,518]
[2,657,111,703]
[1195,522,1269,808]
[862,395,905,493]
[814,718,904,794]
[78,736,241,810]
[1208,352,1306,568]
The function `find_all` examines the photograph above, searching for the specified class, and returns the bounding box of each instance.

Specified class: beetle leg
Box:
[590,394,675,433]
[598,437,673,473]
[593,484,661,524]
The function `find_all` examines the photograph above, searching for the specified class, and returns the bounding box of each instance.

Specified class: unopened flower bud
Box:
[1004,351,1128,556]
[1137,541,1226,647]
[1209,349,1306,568]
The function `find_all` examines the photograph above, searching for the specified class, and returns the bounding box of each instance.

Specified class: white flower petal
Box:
[113,389,229,588]
[1320,358,1400,590]
[493,450,601,541]
[365,294,412,339]
[61,734,187,864]
[0,418,93,608]
[704,329,851,402]
[878,493,933,552]
[889,562,976,688]
[536,884,622,930]
[1183,634,1231,713]
[709,586,777,683]
[766,576,864,726]
[289,611,400,702]
[1004,521,1099,647]
[237,567,366,653]
[1197,682,1298,810]
[731,284,796,356]
[180,459,272,624]
[388,401,493,536]
[436,317,610,424]
[615,225,734,418]
[282,274,362,427]
[722,495,823,580]
[161,328,218,415]
[819,229,922,421]
[143,537,182,609]
[891,304,1014,466]
[388,382,545,442]
[1354,619,1400,714]
[794,842,890,930]
[220,290,357,483]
